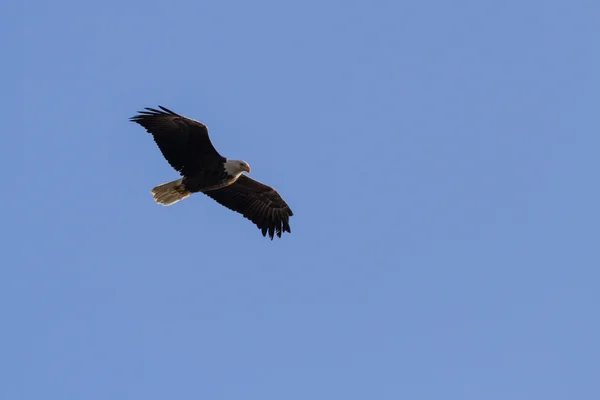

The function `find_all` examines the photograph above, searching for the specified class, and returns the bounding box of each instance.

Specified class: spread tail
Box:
[151,178,191,206]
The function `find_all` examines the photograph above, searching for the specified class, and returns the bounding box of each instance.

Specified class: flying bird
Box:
[130,105,293,239]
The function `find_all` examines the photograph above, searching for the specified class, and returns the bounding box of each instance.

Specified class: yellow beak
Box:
[245,165,251,173]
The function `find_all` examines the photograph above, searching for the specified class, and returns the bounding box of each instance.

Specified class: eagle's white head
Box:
[224,159,251,177]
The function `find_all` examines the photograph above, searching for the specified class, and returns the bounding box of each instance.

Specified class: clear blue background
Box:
[3,0,599,399]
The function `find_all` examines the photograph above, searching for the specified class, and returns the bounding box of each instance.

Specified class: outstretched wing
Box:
[130,105,224,176]
[203,175,293,239]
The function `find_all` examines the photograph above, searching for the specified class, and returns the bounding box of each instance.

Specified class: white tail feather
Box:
[151,178,191,206]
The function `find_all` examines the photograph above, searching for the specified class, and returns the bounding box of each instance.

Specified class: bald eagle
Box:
[130,106,293,239]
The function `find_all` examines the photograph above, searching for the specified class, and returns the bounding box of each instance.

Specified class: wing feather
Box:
[130,105,224,176]
[203,175,293,239]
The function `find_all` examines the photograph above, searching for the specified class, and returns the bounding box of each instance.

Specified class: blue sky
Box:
[3,0,599,398]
